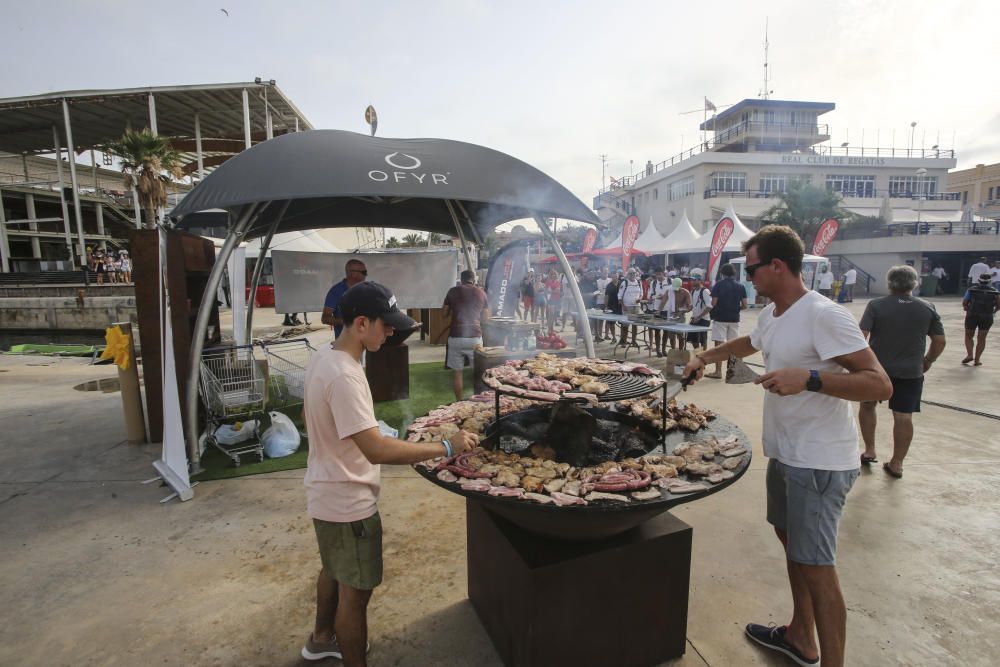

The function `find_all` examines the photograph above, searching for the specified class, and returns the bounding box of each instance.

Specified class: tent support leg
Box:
[246,201,290,339]
[454,200,483,246]
[445,200,475,273]
[184,203,261,469]
[534,214,595,358]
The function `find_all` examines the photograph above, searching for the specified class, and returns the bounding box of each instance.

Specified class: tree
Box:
[401,233,424,247]
[757,181,851,243]
[386,236,401,248]
[104,129,184,229]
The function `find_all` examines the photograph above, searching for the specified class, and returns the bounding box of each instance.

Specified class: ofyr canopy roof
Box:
[170,129,600,240]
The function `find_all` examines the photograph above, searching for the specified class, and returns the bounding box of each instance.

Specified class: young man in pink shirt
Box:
[301,281,477,665]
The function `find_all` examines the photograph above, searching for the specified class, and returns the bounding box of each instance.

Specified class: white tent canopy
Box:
[632,216,671,253]
[681,205,756,252]
[657,210,701,252]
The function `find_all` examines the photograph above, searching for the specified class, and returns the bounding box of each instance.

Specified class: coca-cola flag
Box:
[485,239,532,318]
[811,218,840,256]
[621,215,640,268]
[707,217,735,283]
[582,228,598,254]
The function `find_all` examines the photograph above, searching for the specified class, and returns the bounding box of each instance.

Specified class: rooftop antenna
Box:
[759,18,773,100]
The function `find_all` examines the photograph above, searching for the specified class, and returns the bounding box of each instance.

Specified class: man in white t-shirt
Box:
[301,282,477,664]
[683,226,891,667]
[990,260,1000,291]
[593,267,611,341]
[842,267,857,302]
[817,264,835,298]
[968,257,990,286]
[617,268,644,346]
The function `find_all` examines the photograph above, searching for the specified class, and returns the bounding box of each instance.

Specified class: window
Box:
[710,171,746,193]
[990,186,995,201]
[759,173,811,194]
[889,175,938,197]
[963,190,968,205]
[826,174,875,198]
[654,188,658,200]
[669,176,695,201]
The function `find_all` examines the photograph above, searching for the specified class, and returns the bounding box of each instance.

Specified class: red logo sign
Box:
[582,228,597,254]
[811,218,840,256]
[621,216,640,267]
[707,217,735,281]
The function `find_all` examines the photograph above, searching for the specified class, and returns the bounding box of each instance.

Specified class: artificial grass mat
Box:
[192,361,472,481]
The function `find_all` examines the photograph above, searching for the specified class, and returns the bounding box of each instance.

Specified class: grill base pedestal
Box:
[467,500,692,667]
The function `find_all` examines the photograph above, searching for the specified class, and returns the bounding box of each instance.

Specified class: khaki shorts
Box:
[711,320,739,342]
[313,513,383,590]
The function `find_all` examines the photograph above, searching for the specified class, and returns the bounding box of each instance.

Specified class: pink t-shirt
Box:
[303,346,380,522]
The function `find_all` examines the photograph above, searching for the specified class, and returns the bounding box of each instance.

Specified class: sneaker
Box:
[301,634,370,661]
[745,623,818,666]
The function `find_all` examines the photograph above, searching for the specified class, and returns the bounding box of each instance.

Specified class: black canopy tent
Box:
[169,129,602,467]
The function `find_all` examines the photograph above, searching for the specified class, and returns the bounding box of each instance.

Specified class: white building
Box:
[594,98,1000,295]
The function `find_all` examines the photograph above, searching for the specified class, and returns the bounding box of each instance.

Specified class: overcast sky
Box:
[3,0,998,226]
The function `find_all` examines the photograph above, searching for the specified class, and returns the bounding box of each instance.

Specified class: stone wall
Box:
[0,294,137,330]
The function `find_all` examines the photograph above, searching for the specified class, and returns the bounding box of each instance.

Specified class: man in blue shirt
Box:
[322,259,368,338]
[705,262,747,378]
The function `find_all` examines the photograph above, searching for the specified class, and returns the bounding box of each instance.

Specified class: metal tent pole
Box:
[246,201,291,339]
[194,113,204,181]
[533,213,595,358]
[242,89,252,149]
[183,203,261,468]
[445,199,475,272]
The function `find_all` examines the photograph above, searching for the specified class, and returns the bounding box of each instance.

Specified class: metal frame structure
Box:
[0,81,312,269]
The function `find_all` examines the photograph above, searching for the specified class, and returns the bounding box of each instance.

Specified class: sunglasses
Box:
[744,260,770,278]
[350,268,368,275]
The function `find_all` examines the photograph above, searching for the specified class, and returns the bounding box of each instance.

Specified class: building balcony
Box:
[709,121,830,150]
[702,188,961,201]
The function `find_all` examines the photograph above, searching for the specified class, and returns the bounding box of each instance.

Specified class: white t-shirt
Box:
[648,278,670,311]
[303,346,380,522]
[818,271,834,290]
[618,279,643,308]
[749,290,869,471]
[968,262,989,282]
[989,267,1000,283]
[595,277,610,304]
[843,268,857,285]
[690,287,712,320]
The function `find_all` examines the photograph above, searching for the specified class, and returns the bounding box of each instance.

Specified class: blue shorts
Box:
[766,459,859,566]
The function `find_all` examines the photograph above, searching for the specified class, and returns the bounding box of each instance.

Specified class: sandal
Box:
[883,462,903,479]
[861,454,878,465]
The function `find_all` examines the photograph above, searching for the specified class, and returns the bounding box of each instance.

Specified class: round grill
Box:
[594,372,664,402]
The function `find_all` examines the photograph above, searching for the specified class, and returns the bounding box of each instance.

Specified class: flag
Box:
[706,216,735,282]
[621,215,641,269]
[484,239,532,318]
[582,228,598,254]
[704,97,717,112]
[811,218,840,256]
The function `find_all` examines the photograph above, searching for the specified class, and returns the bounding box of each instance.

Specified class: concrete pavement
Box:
[1,296,998,666]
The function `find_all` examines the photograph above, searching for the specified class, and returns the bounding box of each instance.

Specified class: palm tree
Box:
[401,233,424,247]
[385,236,401,248]
[104,129,185,229]
[757,181,851,243]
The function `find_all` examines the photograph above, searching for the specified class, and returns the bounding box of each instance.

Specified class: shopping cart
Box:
[258,338,315,411]
[199,344,266,466]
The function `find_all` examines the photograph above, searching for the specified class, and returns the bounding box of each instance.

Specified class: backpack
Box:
[968,287,998,318]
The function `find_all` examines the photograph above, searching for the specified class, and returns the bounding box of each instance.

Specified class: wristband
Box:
[442,439,453,458]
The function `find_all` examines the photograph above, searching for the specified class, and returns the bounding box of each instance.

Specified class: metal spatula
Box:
[725,356,761,384]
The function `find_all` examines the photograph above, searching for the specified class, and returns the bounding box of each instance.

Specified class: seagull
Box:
[220,8,229,16]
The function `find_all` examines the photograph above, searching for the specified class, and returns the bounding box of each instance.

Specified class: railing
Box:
[700,188,961,201]
[827,255,875,294]
[836,220,1000,240]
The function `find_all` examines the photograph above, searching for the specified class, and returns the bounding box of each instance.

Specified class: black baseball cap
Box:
[339,281,418,330]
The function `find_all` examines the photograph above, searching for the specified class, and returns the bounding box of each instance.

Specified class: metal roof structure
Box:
[0,81,313,174]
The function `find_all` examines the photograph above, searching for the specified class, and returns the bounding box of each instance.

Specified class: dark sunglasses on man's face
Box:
[350,269,368,276]
[744,260,770,278]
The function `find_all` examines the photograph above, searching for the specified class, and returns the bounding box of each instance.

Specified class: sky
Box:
[3,0,999,231]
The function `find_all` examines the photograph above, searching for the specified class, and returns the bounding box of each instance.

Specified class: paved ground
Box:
[1,297,998,666]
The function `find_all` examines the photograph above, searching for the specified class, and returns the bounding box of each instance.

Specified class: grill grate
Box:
[596,372,664,402]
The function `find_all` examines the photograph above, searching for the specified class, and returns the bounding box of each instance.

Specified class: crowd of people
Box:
[88,247,133,284]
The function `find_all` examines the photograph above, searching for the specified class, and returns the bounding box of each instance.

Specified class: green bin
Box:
[920,275,938,296]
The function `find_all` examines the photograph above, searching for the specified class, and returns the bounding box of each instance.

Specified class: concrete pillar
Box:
[25,194,41,258]
[194,113,204,180]
[148,93,158,135]
[242,88,252,149]
[61,99,87,269]
[52,126,74,260]
[95,203,106,250]
[0,187,10,272]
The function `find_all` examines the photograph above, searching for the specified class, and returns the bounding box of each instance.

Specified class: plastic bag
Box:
[261,411,301,458]
[215,420,258,445]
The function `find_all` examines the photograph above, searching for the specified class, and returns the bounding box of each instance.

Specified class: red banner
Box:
[582,228,597,254]
[707,217,735,282]
[621,215,640,268]
[811,218,840,256]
